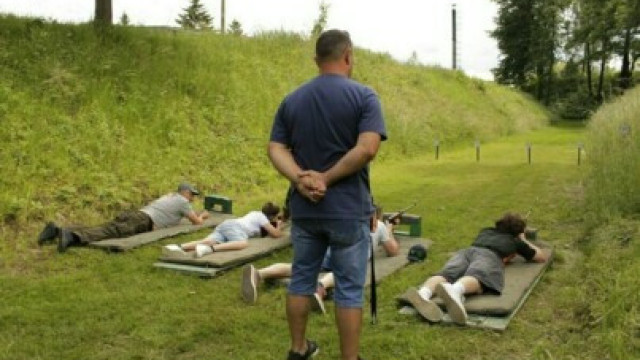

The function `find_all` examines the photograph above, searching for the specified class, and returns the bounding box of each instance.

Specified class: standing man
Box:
[268,29,386,360]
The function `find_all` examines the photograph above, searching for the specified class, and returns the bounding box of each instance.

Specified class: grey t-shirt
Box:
[140,193,193,228]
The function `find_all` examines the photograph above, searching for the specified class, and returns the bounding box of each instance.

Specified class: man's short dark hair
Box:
[495,212,526,237]
[316,29,352,63]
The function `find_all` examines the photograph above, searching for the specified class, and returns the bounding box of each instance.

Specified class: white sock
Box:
[418,287,432,301]
[452,282,466,296]
[165,244,183,252]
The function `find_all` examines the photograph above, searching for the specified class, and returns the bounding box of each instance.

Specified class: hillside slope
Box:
[0,15,549,252]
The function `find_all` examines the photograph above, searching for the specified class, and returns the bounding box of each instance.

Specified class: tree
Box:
[176,0,213,31]
[311,0,330,38]
[119,12,130,26]
[616,0,640,88]
[229,19,243,36]
[491,0,568,103]
[94,0,112,25]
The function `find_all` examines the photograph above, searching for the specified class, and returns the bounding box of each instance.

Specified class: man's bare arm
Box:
[186,210,209,225]
[268,142,323,201]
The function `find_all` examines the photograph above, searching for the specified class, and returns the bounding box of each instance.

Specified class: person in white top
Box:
[165,202,284,258]
[241,205,399,313]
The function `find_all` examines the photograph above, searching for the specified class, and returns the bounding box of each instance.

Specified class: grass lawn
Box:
[0,124,592,360]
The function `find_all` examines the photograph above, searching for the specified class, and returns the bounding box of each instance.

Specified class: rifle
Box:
[387,203,417,223]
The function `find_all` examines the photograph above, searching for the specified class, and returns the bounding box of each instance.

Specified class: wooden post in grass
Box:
[577,143,583,166]
[434,139,440,160]
[475,139,480,162]
[526,142,532,165]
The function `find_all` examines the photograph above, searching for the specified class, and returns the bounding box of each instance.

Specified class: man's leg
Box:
[71,211,150,244]
[287,221,326,356]
[336,307,362,360]
[328,219,370,360]
[287,294,312,353]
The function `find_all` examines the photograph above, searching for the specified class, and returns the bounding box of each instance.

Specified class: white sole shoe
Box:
[436,283,467,325]
[241,265,258,304]
[195,244,213,258]
[404,288,443,322]
[310,292,326,315]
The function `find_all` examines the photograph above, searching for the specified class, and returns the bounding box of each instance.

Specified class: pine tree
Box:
[119,12,130,26]
[311,1,330,38]
[176,0,213,31]
[229,19,243,36]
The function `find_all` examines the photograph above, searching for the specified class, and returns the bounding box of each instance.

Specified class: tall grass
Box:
[577,86,640,358]
[584,86,640,224]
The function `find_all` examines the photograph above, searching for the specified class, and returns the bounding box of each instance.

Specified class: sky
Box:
[0,0,501,80]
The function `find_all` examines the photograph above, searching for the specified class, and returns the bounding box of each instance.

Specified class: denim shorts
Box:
[207,220,247,243]
[288,219,370,308]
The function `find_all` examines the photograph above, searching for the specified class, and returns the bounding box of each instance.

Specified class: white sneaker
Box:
[436,282,467,325]
[163,244,186,256]
[195,244,214,258]
[241,265,259,304]
[310,292,327,315]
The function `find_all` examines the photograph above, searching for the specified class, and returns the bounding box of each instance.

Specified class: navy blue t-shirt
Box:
[269,74,387,220]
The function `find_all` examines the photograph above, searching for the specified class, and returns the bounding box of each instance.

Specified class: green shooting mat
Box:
[89,212,234,252]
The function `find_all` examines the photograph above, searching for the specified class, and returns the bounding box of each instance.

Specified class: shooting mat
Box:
[273,236,432,287]
[89,212,234,252]
[397,242,554,331]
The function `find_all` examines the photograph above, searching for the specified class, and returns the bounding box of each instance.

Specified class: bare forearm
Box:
[324,143,375,186]
[268,142,302,183]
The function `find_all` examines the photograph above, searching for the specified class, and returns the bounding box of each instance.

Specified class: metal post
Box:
[475,139,480,162]
[526,143,532,165]
[434,139,440,160]
[452,4,457,70]
[220,0,226,34]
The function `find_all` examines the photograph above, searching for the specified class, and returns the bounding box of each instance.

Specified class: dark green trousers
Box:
[71,210,153,244]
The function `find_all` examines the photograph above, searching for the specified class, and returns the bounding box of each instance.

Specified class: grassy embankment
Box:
[6,15,638,360]
[0,15,546,262]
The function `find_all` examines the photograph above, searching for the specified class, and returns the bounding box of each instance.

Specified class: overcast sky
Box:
[0,0,501,80]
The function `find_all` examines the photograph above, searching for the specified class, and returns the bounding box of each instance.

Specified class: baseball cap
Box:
[177,182,200,196]
[407,244,428,262]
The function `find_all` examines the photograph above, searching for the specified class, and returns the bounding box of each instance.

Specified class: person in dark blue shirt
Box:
[268,29,386,360]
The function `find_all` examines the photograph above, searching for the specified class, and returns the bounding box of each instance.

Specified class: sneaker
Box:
[38,222,59,245]
[241,265,260,304]
[195,244,213,258]
[286,339,319,360]
[163,244,186,256]
[57,229,75,253]
[403,287,443,323]
[435,282,467,325]
[310,292,326,315]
